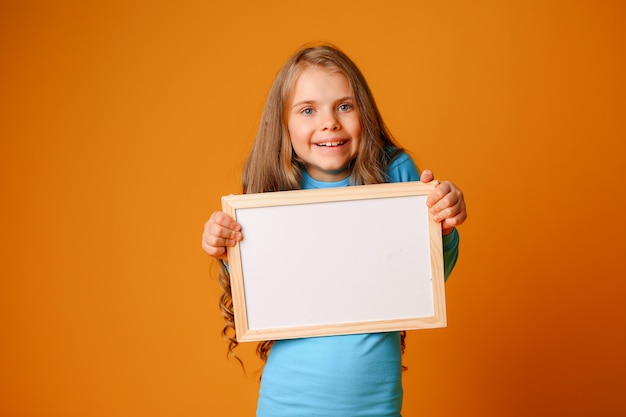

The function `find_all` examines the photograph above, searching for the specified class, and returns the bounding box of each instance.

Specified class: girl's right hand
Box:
[201,211,243,262]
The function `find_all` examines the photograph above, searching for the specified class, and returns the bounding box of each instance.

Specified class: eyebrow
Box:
[291,96,354,109]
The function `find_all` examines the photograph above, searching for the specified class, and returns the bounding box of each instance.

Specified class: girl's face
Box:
[286,66,361,182]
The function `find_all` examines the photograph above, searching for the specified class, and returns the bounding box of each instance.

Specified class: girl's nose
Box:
[321,111,340,131]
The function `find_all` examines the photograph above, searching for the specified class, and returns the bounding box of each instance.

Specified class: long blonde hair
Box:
[219,42,407,366]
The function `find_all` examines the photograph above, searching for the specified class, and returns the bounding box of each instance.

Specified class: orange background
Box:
[2,1,625,416]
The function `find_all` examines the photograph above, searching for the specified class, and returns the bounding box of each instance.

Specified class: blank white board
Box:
[222,181,446,342]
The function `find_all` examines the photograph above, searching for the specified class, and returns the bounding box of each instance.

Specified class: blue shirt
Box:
[256,151,459,417]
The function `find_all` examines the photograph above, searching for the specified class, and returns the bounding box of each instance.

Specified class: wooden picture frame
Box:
[222,181,446,342]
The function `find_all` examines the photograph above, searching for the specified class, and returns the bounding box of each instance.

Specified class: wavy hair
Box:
[218,42,408,368]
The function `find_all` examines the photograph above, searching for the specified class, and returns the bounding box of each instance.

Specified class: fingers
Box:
[426,180,467,232]
[201,211,243,261]
[420,171,467,232]
[208,212,242,243]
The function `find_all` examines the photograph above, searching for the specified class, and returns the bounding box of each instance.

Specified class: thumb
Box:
[420,169,434,183]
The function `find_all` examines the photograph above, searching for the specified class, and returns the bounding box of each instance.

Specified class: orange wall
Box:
[1,1,625,416]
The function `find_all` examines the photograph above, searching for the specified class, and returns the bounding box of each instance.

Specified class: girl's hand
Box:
[202,211,243,262]
[420,169,467,235]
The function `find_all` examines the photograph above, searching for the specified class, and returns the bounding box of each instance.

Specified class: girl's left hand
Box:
[420,169,467,235]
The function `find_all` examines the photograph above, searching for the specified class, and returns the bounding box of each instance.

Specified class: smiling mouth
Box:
[316,141,346,147]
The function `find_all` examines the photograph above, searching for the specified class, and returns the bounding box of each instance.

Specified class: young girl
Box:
[202,43,467,417]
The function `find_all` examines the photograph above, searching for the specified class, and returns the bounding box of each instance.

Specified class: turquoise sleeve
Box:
[442,227,459,281]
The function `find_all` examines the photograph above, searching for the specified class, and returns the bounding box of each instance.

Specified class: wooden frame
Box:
[222,181,446,342]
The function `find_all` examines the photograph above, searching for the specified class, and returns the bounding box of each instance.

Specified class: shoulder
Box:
[385,148,420,183]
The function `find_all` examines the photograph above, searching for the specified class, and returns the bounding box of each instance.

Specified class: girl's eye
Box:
[301,108,314,115]
[338,103,352,112]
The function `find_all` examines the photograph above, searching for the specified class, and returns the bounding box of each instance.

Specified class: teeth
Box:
[317,141,345,147]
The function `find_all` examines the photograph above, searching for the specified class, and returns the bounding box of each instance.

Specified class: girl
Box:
[202,43,467,417]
